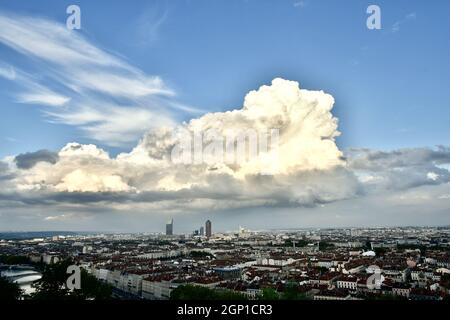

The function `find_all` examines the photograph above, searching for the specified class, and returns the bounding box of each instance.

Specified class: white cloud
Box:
[392,12,416,33]
[135,4,169,46]
[347,147,450,192]
[0,63,16,80]
[44,212,90,221]
[4,78,450,215]
[56,169,131,193]
[6,79,359,209]
[427,172,439,181]
[0,78,449,227]
[45,106,175,147]
[293,1,307,8]
[17,93,70,107]
[0,63,70,107]
[0,12,190,146]
[0,14,124,69]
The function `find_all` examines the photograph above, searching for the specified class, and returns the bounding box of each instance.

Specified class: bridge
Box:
[0,265,42,284]
[4,271,42,282]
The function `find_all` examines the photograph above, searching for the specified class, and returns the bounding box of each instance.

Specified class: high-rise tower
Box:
[166,218,173,235]
[205,220,212,238]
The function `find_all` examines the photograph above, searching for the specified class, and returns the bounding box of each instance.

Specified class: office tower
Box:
[166,218,173,235]
[199,226,204,236]
[205,220,212,237]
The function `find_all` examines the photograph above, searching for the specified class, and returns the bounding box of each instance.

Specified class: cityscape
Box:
[1,0,450,312]
[1,223,450,301]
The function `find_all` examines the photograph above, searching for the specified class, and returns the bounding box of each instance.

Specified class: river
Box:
[1,267,42,295]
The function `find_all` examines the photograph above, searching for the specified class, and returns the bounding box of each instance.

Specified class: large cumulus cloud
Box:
[4,79,361,211]
[2,78,450,216]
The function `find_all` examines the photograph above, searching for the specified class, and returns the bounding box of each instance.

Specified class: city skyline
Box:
[2,225,449,302]
[0,1,449,232]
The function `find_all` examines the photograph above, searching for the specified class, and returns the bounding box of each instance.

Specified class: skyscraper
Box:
[166,218,173,236]
[205,220,212,238]
[199,226,204,236]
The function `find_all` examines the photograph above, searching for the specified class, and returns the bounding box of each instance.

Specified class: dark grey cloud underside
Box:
[0,161,14,180]
[347,146,450,170]
[14,149,59,169]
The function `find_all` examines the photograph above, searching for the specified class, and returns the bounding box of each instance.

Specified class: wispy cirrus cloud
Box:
[134,4,169,46]
[0,63,16,80]
[391,12,416,33]
[0,11,198,146]
[293,1,307,8]
[0,62,70,107]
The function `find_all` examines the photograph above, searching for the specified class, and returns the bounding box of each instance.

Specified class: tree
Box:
[171,285,216,300]
[317,266,329,273]
[365,293,405,301]
[189,251,214,259]
[441,273,450,282]
[318,242,335,251]
[0,276,23,300]
[260,288,279,300]
[0,254,30,265]
[72,269,112,300]
[374,247,387,256]
[31,259,72,300]
[170,285,247,300]
[280,283,308,300]
[31,259,112,300]
[283,240,308,248]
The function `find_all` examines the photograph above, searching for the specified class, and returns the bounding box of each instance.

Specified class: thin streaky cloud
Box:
[391,12,417,33]
[0,11,196,146]
[0,63,70,107]
[17,93,70,107]
[0,62,16,80]
[135,5,169,46]
[293,1,307,8]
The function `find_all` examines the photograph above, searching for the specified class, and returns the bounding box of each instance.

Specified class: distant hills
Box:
[0,231,86,240]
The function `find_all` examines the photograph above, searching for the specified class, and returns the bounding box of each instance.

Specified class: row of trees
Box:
[170,284,247,300]
[260,283,309,300]
[0,254,31,265]
[170,283,309,300]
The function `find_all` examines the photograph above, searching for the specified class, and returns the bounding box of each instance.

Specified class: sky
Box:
[0,0,449,232]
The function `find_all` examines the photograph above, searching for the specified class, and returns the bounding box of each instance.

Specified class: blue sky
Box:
[1,0,450,158]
